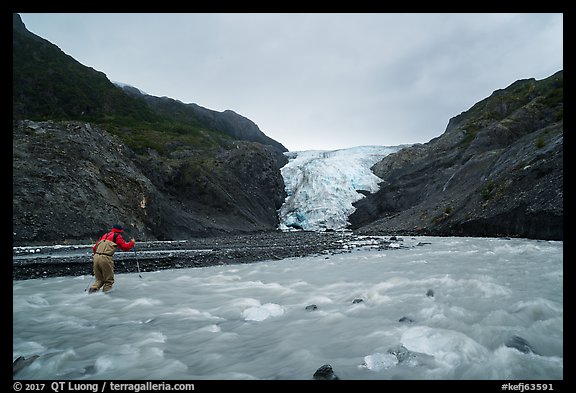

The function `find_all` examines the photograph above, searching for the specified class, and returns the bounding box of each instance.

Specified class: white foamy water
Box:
[13,236,563,380]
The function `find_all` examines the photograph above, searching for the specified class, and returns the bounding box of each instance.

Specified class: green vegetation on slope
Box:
[12,14,232,155]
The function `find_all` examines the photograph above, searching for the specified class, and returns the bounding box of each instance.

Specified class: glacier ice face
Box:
[278,145,405,231]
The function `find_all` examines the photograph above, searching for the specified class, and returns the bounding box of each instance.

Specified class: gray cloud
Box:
[19,13,563,151]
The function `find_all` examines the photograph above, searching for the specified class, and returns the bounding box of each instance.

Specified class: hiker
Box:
[89,224,135,294]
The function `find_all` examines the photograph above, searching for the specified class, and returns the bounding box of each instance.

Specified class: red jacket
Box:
[93,227,135,253]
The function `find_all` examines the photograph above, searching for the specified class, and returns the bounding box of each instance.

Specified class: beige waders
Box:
[89,239,118,293]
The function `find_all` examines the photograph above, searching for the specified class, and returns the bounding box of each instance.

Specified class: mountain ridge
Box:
[117,84,287,153]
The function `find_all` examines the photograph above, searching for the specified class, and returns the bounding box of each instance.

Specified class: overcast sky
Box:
[18,13,563,151]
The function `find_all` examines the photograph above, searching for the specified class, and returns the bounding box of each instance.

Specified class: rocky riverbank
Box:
[13,231,409,281]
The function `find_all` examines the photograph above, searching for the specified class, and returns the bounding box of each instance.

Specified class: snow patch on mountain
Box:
[278,145,406,231]
[112,81,148,95]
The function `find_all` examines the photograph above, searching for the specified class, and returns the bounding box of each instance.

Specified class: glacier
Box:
[278,145,406,231]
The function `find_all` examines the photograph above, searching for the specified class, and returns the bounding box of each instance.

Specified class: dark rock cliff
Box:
[349,71,563,240]
[13,120,287,245]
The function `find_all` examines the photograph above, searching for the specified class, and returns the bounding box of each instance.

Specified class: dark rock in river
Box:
[505,335,536,354]
[13,355,39,376]
[313,364,339,380]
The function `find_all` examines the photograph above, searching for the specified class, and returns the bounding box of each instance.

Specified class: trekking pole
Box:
[84,252,94,291]
[84,276,93,292]
[134,245,142,278]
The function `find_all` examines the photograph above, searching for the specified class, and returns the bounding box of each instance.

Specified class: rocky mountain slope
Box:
[13,119,287,245]
[349,71,563,240]
[12,14,287,245]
